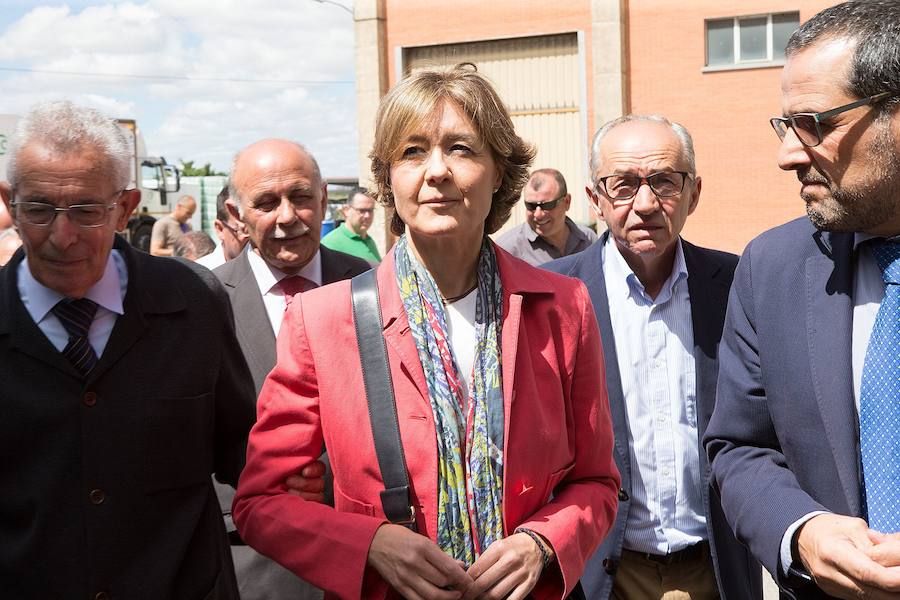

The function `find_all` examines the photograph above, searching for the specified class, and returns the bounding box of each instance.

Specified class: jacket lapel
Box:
[377,251,431,407]
[805,231,860,515]
[0,251,79,377]
[564,234,631,481]
[88,239,184,383]
[683,241,730,443]
[222,250,276,379]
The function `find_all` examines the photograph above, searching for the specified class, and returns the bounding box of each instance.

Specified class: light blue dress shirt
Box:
[18,250,128,357]
[603,235,707,555]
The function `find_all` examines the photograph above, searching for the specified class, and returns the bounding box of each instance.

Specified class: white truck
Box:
[0,115,180,251]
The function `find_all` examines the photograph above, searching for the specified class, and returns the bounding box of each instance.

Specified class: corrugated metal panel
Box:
[404,34,593,232]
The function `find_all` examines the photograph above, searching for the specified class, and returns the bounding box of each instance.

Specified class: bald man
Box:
[150,195,196,256]
[213,139,370,600]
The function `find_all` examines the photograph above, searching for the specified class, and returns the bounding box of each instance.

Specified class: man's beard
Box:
[803,123,900,232]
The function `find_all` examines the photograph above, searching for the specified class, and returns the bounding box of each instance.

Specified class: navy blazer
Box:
[545,232,761,600]
[705,217,858,599]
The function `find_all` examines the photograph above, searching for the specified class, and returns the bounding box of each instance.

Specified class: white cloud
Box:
[0,0,358,175]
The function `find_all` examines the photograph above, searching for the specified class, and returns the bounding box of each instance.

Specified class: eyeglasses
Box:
[349,206,374,215]
[11,198,122,228]
[770,90,900,148]
[596,171,691,203]
[524,194,565,212]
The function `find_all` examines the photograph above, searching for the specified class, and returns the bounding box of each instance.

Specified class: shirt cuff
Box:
[780,510,830,577]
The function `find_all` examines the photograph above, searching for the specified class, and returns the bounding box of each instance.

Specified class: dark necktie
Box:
[278,276,317,309]
[52,298,100,376]
[859,240,900,532]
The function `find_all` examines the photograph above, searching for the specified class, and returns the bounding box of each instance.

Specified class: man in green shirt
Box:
[321,187,381,263]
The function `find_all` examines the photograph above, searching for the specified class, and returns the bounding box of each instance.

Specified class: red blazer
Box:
[233,245,620,599]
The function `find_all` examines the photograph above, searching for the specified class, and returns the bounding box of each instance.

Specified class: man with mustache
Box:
[705,1,900,597]
[213,138,370,600]
[545,115,761,599]
[496,168,597,266]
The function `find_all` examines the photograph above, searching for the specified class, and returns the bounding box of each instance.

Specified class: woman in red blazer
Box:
[233,64,619,600]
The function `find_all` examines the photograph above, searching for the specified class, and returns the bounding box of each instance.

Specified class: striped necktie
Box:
[52,298,99,376]
[860,240,900,532]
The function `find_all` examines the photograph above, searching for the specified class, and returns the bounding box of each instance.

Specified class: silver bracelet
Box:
[515,527,551,568]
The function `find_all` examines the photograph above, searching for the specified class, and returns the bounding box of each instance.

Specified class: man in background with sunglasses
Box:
[496,168,597,266]
[705,2,900,598]
[545,115,760,599]
[0,100,256,599]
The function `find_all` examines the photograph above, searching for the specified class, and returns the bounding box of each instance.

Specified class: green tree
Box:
[179,159,226,177]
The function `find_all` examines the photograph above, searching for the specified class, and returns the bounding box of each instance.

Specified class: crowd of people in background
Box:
[1,2,899,600]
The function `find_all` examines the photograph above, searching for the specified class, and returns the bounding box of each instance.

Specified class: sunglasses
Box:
[524,194,565,212]
[770,90,900,147]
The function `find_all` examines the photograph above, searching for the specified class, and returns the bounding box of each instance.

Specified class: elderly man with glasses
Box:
[544,115,761,600]
[704,1,900,598]
[0,100,257,599]
[496,168,597,266]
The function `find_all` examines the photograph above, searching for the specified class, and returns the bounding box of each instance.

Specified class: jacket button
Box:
[618,488,629,502]
[94,592,110,600]
[83,392,98,407]
[89,489,106,505]
[602,557,617,574]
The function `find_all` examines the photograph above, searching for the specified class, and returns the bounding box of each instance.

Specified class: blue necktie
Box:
[52,298,99,376]
[860,240,900,533]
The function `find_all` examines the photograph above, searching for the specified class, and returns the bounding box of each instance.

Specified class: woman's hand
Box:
[462,532,549,600]
[367,523,473,600]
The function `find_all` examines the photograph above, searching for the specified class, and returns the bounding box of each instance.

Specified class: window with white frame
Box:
[706,12,799,68]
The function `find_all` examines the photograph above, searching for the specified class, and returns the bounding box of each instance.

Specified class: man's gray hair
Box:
[228,140,322,216]
[588,114,697,184]
[6,100,132,190]
[785,0,900,117]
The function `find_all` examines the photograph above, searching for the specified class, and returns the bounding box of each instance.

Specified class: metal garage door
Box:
[404,33,593,233]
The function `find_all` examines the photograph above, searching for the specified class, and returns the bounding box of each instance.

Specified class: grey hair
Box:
[6,100,132,190]
[588,114,696,184]
[229,140,322,216]
[785,0,900,117]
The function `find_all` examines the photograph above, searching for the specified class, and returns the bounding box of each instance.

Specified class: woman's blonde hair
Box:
[370,63,535,235]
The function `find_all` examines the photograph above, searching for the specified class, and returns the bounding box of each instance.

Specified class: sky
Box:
[0,0,358,178]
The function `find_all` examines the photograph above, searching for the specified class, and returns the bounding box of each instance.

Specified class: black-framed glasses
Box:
[524,194,565,212]
[11,194,123,228]
[770,90,900,147]
[596,171,691,203]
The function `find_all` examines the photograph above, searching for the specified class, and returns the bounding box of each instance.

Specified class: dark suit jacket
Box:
[214,245,372,394]
[212,245,370,600]
[545,233,761,600]
[705,218,859,599]
[0,237,257,600]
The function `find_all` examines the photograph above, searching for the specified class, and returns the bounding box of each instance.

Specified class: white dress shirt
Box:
[779,233,890,575]
[246,248,322,334]
[195,245,226,270]
[603,235,707,555]
[18,250,128,357]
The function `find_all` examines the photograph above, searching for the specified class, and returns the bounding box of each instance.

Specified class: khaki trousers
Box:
[610,543,719,600]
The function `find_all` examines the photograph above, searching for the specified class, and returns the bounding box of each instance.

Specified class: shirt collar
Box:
[854,232,900,250]
[21,249,126,322]
[247,247,322,296]
[604,234,688,306]
[340,222,365,241]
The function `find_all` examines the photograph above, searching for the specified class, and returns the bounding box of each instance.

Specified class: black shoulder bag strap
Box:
[350,269,417,531]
